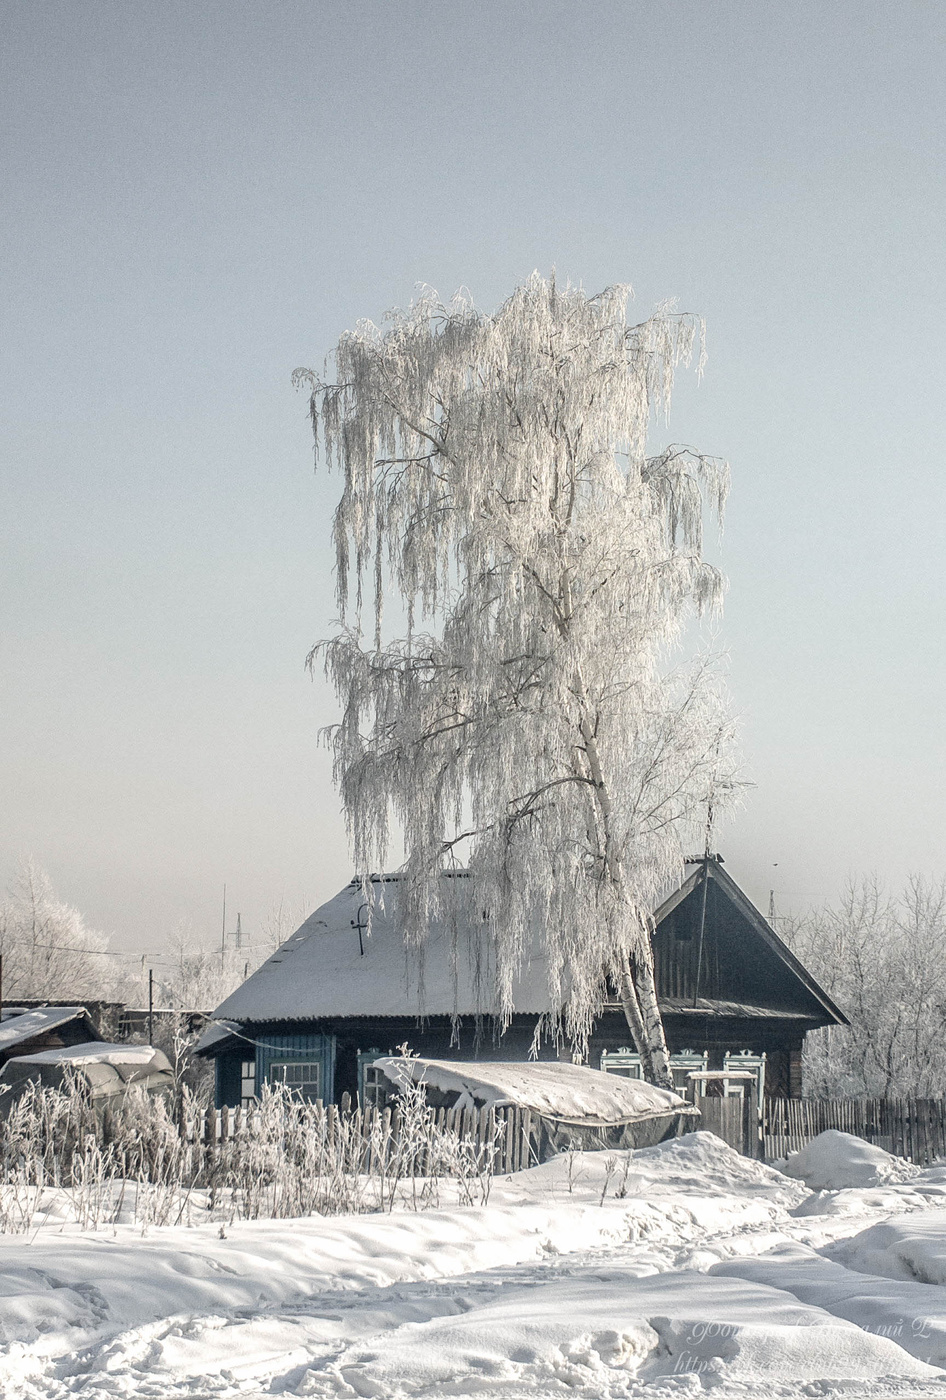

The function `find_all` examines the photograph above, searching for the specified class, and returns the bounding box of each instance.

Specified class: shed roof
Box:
[374,1056,695,1128]
[0,1006,99,1052]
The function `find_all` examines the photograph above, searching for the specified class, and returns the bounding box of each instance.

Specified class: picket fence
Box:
[762,1096,946,1166]
[692,1096,946,1165]
[184,1097,537,1174]
[183,1094,946,1172]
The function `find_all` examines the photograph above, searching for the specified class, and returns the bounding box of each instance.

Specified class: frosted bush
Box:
[0,1077,499,1234]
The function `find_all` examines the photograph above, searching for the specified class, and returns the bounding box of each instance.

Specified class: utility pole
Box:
[221,884,227,965]
[148,967,154,1045]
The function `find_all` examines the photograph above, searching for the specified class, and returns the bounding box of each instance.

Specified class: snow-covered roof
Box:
[0,1006,96,1051]
[374,1056,696,1127]
[8,1042,157,1068]
[214,877,551,1023]
[213,861,844,1030]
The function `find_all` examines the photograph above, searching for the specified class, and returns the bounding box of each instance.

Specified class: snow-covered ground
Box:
[4,1132,946,1397]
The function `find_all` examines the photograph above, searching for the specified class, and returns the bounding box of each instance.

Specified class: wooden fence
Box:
[184,1098,537,1174]
[762,1096,946,1165]
[185,1094,946,1171]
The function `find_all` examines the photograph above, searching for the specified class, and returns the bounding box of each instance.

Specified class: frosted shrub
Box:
[0,1078,500,1233]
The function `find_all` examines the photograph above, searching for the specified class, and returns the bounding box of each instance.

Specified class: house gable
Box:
[652,860,846,1026]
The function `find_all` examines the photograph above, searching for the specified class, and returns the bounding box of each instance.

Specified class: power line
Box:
[1,940,272,961]
[2,941,125,957]
[207,1019,321,1056]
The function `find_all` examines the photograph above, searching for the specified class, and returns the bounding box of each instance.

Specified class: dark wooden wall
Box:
[213,1007,811,1106]
[652,879,820,1016]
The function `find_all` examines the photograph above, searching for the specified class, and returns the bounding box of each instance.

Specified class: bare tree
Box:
[296,276,737,1085]
[261,895,309,952]
[153,922,254,1013]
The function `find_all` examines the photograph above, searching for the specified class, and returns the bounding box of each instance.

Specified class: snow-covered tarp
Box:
[0,1041,174,1105]
[374,1056,697,1126]
[8,1043,157,1068]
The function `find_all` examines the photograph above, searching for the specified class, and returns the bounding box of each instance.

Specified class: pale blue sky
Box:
[2,1,944,951]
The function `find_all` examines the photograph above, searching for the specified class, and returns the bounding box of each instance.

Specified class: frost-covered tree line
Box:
[0,859,129,1004]
[0,859,288,1013]
[297,275,739,1086]
[154,899,301,1011]
[784,876,946,1097]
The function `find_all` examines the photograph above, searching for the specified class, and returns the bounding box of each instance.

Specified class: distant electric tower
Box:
[221,885,245,957]
[768,863,779,926]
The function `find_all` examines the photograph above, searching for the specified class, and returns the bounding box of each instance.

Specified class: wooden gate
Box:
[690,1095,755,1155]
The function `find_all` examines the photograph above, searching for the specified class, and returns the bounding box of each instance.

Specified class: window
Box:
[363,1062,391,1106]
[240,1059,257,1108]
[268,1059,321,1102]
[600,1049,709,1090]
[599,1049,645,1079]
[358,1049,385,1104]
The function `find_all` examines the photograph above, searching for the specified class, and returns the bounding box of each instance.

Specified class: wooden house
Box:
[199,857,846,1107]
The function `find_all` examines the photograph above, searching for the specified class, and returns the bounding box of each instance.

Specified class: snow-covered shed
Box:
[200,858,846,1109]
[374,1056,699,1153]
[0,1042,174,1111]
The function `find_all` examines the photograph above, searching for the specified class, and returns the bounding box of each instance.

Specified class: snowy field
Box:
[5,1132,946,1398]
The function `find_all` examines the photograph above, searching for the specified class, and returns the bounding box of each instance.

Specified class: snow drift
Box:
[782,1129,920,1190]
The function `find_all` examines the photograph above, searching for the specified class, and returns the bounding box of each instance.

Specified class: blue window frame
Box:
[255,1033,335,1104]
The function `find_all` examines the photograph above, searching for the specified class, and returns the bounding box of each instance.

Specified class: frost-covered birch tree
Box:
[295,276,737,1087]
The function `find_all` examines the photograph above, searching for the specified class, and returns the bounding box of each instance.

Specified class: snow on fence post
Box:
[497,1108,506,1171]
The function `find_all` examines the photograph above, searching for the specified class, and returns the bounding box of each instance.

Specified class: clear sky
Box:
[2,1,944,954]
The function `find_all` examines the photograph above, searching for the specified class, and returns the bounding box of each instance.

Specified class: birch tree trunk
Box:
[576,707,674,1089]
